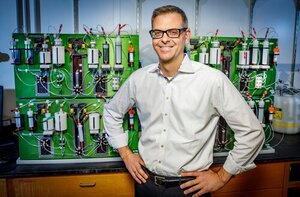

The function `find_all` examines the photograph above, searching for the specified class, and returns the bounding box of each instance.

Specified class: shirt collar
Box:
[148,54,195,74]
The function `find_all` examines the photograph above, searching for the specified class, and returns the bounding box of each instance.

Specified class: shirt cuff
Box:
[107,132,128,149]
[223,153,256,175]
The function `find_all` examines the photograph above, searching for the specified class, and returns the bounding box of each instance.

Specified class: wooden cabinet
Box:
[2,161,300,197]
[6,172,134,197]
[211,162,286,197]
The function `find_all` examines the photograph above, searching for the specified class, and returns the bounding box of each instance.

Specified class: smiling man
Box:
[103,5,264,197]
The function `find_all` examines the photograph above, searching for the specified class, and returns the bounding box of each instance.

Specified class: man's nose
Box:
[161,32,170,43]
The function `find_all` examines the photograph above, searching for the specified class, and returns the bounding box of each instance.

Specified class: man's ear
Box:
[185,28,191,44]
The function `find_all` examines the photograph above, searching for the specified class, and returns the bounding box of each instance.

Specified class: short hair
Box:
[151,5,188,28]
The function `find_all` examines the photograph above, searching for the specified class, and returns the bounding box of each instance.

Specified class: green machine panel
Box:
[12,33,139,99]
[16,98,139,160]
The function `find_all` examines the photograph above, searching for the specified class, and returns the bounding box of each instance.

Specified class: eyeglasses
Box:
[149,28,188,39]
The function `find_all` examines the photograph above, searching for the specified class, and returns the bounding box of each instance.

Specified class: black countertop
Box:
[0,133,300,179]
[256,132,300,162]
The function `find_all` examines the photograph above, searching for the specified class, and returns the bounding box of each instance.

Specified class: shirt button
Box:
[166,97,169,100]
[158,160,161,163]
[161,145,164,148]
[163,129,166,132]
[164,113,168,116]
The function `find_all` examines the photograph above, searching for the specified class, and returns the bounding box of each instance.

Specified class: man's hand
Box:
[180,167,232,196]
[118,146,148,184]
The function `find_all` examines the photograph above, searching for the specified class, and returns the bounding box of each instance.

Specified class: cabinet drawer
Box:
[7,172,134,197]
[212,162,285,194]
[0,179,7,197]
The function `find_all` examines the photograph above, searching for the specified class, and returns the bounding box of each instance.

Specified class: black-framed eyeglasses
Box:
[149,28,188,39]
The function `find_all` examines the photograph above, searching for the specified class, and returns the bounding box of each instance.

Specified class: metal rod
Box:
[248,0,256,35]
[24,0,31,33]
[34,0,41,33]
[194,0,200,35]
[73,0,79,33]
[16,0,23,33]
[136,0,141,34]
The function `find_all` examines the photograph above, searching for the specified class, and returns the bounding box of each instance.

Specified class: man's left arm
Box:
[216,73,265,175]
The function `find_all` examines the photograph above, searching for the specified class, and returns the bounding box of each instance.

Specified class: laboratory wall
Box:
[0,0,299,90]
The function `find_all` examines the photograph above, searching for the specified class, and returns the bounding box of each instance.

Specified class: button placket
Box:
[157,80,171,166]
[159,82,172,165]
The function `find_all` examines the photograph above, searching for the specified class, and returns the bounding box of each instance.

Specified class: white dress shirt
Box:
[103,55,265,176]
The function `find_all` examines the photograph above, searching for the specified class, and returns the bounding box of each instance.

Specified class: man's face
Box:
[152,12,190,65]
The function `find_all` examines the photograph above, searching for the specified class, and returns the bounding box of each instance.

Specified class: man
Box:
[103,5,264,197]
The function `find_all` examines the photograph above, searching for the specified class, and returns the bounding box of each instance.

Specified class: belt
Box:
[145,168,195,188]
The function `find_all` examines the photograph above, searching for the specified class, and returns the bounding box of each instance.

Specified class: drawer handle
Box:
[79,182,96,187]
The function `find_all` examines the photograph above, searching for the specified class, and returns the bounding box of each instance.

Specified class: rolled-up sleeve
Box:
[213,73,265,175]
[103,76,136,149]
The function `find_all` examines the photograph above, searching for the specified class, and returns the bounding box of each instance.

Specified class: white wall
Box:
[40,0,74,33]
[253,0,296,85]
[0,0,17,89]
[199,0,249,37]
[0,0,298,89]
[79,0,137,34]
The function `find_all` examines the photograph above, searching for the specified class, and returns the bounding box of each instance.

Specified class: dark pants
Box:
[135,178,211,197]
